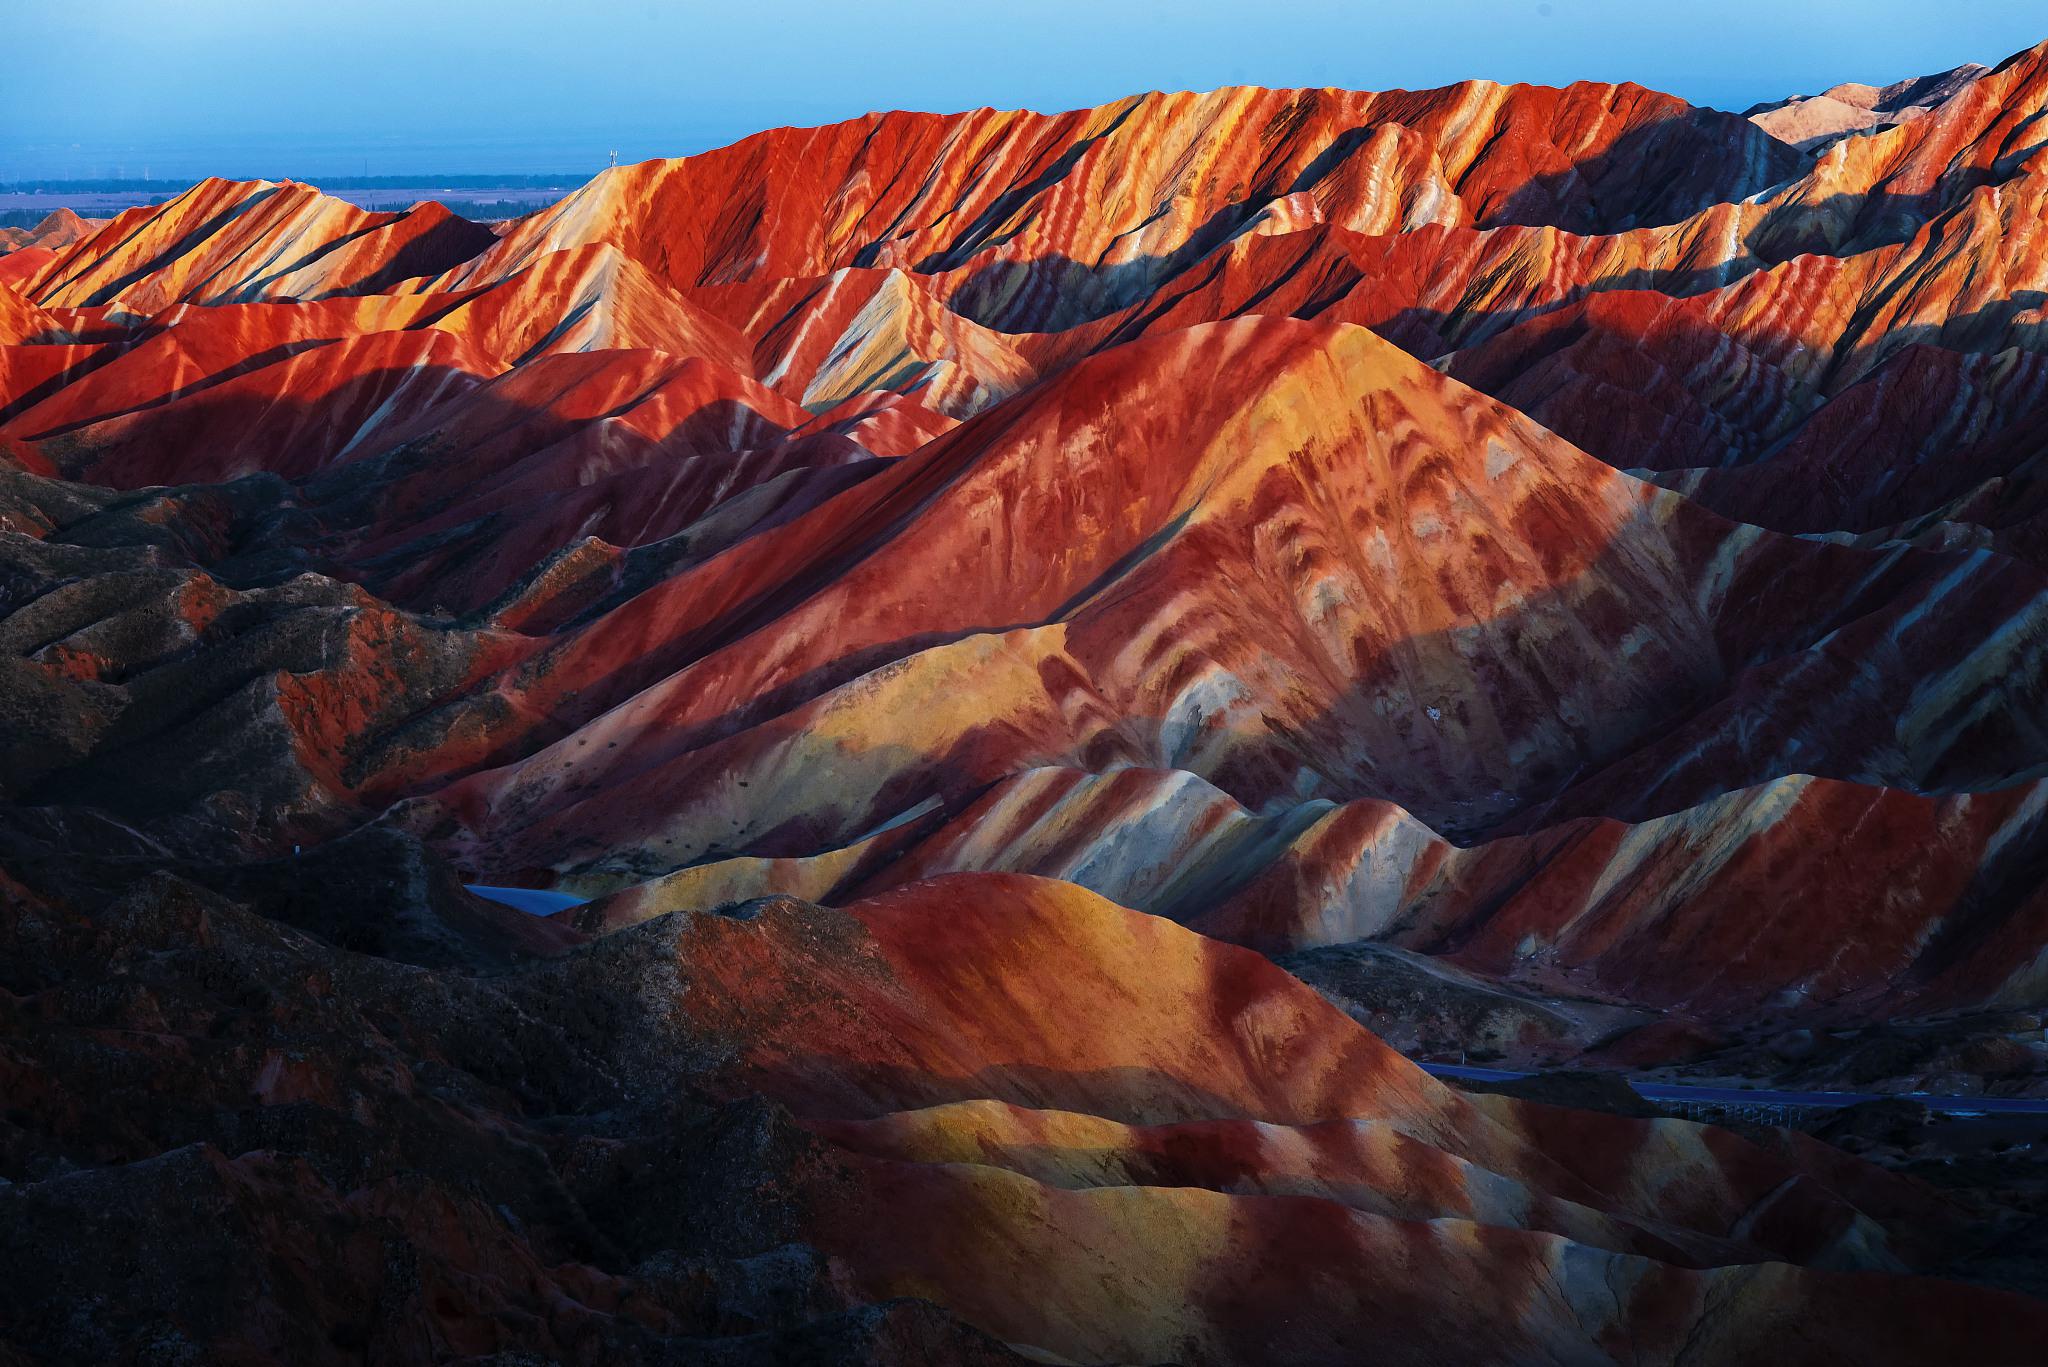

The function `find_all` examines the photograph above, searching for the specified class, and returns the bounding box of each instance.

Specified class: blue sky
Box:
[4,0,2044,180]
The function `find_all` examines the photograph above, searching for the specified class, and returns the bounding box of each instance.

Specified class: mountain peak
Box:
[10,45,2048,1365]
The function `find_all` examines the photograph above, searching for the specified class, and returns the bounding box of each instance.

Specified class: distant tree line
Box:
[352,199,569,219]
[1,174,591,195]
[2,199,564,232]
[1,206,165,230]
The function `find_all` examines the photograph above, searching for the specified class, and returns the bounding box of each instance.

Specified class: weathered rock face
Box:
[1746,62,1990,150]
[5,858,2044,1365]
[11,40,2048,1360]
[0,207,100,257]
[0,853,1033,1365]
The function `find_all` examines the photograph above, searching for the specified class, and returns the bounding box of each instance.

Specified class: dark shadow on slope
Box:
[30,185,283,308]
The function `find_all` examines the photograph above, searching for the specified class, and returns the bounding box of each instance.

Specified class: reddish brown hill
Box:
[10,45,2048,1361]
[0,207,99,256]
[8,54,2048,1056]
[6,864,2039,1364]
[443,80,1800,315]
[20,179,495,311]
[1747,61,1988,150]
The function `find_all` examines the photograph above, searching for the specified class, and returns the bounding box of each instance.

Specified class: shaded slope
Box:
[8,49,2048,1090]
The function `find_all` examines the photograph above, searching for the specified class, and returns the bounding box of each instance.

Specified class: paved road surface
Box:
[1421,1061,2048,1117]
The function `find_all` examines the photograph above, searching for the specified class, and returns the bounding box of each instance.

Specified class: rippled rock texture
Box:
[10,40,2048,1364]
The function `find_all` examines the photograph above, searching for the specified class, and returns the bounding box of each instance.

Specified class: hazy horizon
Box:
[5,1,2045,181]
